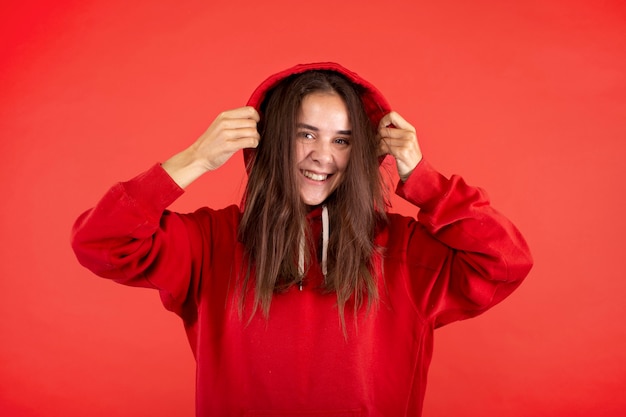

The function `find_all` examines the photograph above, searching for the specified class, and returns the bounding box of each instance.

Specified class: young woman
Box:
[71,62,533,416]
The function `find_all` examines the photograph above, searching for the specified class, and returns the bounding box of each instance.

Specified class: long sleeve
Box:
[392,159,533,327]
[70,164,201,314]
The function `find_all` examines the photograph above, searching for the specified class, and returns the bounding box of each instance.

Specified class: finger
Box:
[219,106,260,122]
[378,111,415,132]
[235,106,260,122]
[240,106,260,122]
[225,133,260,151]
[380,135,415,148]
[224,127,260,141]
[218,117,259,130]
[378,112,392,130]
[379,125,414,140]
[377,136,391,156]
[239,136,260,149]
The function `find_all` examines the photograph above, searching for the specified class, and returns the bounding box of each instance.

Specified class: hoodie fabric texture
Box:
[71,63,533,417]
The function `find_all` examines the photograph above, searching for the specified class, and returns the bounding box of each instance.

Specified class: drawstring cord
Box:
[298,227,305,290]
[321,205,329,277]
[298,205,328,291]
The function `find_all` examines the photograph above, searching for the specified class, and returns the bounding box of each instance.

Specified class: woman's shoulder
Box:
[184,204,242,225]
[168,204,242,245]
[377,211,437,250]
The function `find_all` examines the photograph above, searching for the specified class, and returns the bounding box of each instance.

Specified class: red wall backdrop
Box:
[1,0,625,416]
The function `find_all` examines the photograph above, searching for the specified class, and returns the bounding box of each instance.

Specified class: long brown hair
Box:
[238,70,388,328]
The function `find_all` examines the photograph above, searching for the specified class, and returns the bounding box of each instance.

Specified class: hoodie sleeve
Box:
[70,164,203,315]
[394,159,533,327]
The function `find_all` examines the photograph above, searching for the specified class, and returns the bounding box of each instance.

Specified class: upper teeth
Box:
[303,170,328,181]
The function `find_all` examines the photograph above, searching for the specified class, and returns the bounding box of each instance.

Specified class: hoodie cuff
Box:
[395,159,451,211]
[121,163,185,218]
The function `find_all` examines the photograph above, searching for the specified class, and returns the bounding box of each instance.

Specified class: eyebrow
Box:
[297,123,352,136]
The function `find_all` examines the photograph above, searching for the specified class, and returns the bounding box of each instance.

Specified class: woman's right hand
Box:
[162,106,260,188]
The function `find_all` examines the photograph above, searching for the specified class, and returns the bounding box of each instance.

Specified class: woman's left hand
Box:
[378,111,423,182]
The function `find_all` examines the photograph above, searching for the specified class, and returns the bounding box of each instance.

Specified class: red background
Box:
[1,0,625,416]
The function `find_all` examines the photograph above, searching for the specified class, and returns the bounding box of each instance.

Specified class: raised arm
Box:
[162,106,260,188]
[71,107,259,313]
[379,111,533,326]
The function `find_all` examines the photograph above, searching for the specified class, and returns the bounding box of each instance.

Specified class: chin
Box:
[300,193,330,207]
[302,198,326,207]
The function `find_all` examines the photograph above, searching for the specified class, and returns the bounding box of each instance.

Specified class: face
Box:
[295,92,352,206]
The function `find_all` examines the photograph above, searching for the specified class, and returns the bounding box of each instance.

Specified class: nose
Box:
[310,139,333,165]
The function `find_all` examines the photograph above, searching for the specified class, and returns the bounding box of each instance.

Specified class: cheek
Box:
[295,143,309,165]
[337,150,351,172]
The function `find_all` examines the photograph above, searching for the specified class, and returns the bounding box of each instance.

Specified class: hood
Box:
[244,62,391,166]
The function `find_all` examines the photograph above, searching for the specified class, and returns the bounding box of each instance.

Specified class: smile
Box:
[302,170,330,181]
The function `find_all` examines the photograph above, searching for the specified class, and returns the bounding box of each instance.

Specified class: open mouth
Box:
[302,170,331,182]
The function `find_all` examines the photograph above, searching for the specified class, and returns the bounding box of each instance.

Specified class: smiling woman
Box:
[70,62,533,416]
[295,92,352,206]
[3,0,626,415]
[239,68,390,324]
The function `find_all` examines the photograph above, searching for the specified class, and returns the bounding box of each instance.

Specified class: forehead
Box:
[297,92,351,128]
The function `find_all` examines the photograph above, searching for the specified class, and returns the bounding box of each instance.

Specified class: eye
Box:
[334,137,350,146]
[297,131,315,140]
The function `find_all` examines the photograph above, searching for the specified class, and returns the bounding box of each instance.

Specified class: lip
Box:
[301,169,333,182]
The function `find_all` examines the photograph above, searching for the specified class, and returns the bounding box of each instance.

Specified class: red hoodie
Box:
[71,62,533,416]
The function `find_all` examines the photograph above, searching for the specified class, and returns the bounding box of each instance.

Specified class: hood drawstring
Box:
[321,205,329,277]
[298,229,305,290]
[298,205,329,291]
